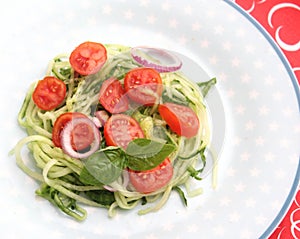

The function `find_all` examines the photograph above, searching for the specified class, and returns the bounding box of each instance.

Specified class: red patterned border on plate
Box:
[234,0,300,238]
[235,0,300,85]
[270,189,300,239]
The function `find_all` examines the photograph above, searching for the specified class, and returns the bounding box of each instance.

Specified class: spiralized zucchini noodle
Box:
[10,44,215,220]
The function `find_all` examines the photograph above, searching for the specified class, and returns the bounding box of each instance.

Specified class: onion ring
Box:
[130,46,182,73]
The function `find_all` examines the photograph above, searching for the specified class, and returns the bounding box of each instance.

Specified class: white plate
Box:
[1,1,299,238]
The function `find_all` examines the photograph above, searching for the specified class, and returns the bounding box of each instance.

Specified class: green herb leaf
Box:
[197,77,217,97]
[126,138,175,171]
[187,166,203,181]
[36,183,86,221]
[79,167,103,186]
[162,88,190,106]
[85,190,115,206]
[81,147,126,185]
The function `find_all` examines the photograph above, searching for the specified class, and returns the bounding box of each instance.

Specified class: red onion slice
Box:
[122,170,129,188]
[103,185,117,192]
[130,46,182,73]
[61,117,101,159]
[92,117,102,128]
[94,110,109,126]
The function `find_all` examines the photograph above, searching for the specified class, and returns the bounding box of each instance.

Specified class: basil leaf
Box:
[82,147,126,185]
[126,138,175,171]
[79,167,103,186]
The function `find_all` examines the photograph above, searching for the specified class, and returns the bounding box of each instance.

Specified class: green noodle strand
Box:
[42,159,104,208]
[11,44,215,220]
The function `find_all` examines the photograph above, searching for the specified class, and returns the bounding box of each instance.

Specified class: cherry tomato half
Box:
[124,67,163,106]
[52,112,94,151]
[158,102,200,138]
[99,78,129,114]
[71,121,95,151]
[104,114,144,149]
[69,41,107,75]
[129,157,173,194]
[32,76,66,111]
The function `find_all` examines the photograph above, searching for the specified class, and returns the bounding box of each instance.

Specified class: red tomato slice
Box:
[129,158,173,194]
[32,76,66,111]
[124,67,163,105]
[99,78,129,113]
[70,121,95,151]
[69,41,107,75]
[104,114,144,149]
[158,102,200,138]
[52,112,94,151]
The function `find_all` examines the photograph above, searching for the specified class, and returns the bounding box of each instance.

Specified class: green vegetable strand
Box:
[10,44,216,220]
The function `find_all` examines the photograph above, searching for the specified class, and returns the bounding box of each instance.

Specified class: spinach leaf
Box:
[85,190,115,206]
[81,147,126,185]
[197,77,217,97]
[36,183,86,221]
[126,138,175,171]
[162,88,190,106]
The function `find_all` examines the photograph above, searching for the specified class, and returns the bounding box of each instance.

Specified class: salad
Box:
[10,41,216,220]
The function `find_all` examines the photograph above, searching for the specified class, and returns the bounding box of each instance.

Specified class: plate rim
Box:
[224,0,300,237]
[3,1,300,237]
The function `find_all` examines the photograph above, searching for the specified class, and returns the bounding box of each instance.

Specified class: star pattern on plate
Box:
[1,1,299,239]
